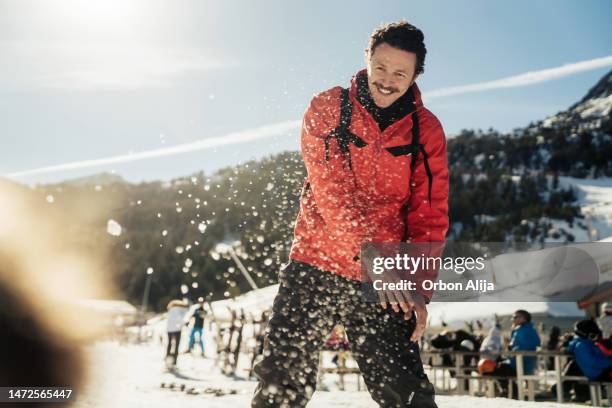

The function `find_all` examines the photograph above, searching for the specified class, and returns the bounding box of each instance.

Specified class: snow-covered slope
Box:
[541,70,612,130]
[558,176,612,241]
[540,176,612,242]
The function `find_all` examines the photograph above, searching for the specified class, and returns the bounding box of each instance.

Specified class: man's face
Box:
[367,42,417,108]
[512,313,526,326]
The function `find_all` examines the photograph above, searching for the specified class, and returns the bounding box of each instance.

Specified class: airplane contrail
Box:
[6,56,611,179]
[7,120,300,178]
[424,55,612,100]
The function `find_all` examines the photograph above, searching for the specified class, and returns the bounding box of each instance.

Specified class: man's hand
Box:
[407,293,428,342]
[380,292,428,342]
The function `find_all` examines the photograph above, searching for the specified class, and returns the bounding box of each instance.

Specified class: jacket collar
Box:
[349,68,424,110]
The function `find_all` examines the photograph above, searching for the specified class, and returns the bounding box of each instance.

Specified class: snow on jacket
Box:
[569,336,612,380]
[508,322,541,375]
[166,305,188,333]
[289,70,449,301]
[480,326,503,361]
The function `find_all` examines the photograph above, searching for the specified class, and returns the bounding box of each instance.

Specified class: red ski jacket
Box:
[289,70,449,300]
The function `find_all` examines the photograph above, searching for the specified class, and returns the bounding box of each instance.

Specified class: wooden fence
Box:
[421,349,612,406]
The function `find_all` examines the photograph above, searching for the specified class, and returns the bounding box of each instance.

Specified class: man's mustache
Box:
[373,82,399,93]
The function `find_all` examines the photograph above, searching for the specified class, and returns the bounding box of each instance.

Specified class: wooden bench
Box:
[317,350,363,391]
[423,350,612,405]
[555,376,612,406]
[587,381,612,406]
[454,373,515,399]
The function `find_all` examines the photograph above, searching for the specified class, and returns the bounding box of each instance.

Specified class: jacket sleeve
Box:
[301,92,376,247]
[406,111,449,243]
[404,111,449,301]
[511,326,541,351]
[510,329,523,351]
[574,341,612,379]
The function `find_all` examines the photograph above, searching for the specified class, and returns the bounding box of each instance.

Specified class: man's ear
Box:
[410,74,420,87]
[364,53,372,75]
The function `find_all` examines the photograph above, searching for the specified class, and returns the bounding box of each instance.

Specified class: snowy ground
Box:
[72,341,586,408]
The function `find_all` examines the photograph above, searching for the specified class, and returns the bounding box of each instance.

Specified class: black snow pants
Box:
[252,260,437,407]
[166,331,181,365]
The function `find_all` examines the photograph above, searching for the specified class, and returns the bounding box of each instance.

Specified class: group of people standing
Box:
[164,297,208,368]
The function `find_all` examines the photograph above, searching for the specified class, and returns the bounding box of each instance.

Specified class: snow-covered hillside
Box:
[540,176,612,242]
[558,176,612,241]
[540,70,612,131]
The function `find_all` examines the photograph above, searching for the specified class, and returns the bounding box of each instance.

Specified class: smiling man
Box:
[252,21,449,407]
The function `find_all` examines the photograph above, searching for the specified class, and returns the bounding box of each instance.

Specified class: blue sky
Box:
[1,0,611,184]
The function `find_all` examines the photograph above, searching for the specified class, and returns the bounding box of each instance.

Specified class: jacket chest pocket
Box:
[350,145,412,204]
[375,153,413,203]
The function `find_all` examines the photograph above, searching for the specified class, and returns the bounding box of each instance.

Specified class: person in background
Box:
[0,181,105,405]
[491,310,541,397]
[507,309,541,375]
[552,328,590,402]
[569,319,612,381]
[165,299,188,368]
[546,326,561,369]
[598,302,612,339]
[0,256,84,398]
[430,329,479,390]
[480,324,503,362]
[324,325,350,366]
[593,306,612,355]
[185,297,207,356]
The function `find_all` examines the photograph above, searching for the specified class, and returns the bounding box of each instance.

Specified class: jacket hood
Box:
[481,326,503,351]
[488,326,501,337]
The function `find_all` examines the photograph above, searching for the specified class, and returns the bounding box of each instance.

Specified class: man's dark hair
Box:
[366,20,427,76]
[515,309,532,323]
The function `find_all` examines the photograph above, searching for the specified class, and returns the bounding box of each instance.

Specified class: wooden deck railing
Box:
[421,349,612,405]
